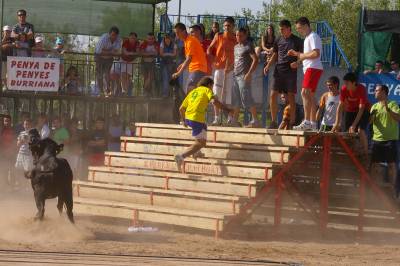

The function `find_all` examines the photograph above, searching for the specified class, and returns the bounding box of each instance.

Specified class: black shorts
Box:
[371,140,398,163]
[272,64,297,94]
[344,109,370,131]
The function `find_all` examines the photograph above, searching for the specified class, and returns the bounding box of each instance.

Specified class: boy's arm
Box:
[316,94,326,122]
[332,101,344,132]
[244,52,259,81]
[278,120,288,130]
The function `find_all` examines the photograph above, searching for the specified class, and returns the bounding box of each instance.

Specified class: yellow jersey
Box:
[181,86,214,123]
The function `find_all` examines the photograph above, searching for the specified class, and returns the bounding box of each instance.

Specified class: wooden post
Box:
[215,219,220,239]
[320,135,331,232]
[274,173,283,230]
[358,173,366,236]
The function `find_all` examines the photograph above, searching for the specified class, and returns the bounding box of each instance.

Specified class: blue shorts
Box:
[185,119,207,140]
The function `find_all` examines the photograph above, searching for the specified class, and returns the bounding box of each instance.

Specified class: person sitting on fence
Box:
[110,32,140,96]
[14,32,30,57]
[108,114,123,152]
[230,27,259,128]
[124,120,136,137]
[364,60,386,75]
[332,72,370,160]
[95,26,122,97]
[172,22,208,94]
[174,76,233,173]
[36,113,51,139]
[316,76,340,132]
[160,34,177,97]
[140,32,159,97]
[63,66,80,94]
[86,117,107,166]
[1,25,14,88]
[256,24,275,65]
[31,36,47,58]
[389,60,400,80]
[11,9,34,49]
[370,84,400,192]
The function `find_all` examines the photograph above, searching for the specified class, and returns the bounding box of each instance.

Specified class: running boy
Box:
[175,77,233,172]
[316,76,340,131]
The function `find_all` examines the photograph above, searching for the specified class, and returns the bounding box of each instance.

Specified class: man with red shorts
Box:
[289,17,323,131]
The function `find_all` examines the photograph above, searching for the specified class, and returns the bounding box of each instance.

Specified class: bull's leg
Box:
[57,196,64,215]
[34,194,46,221]
[64,188,74,224]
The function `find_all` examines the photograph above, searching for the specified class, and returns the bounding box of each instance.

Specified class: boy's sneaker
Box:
[174,154,184,172]
[211,117,221,126]
[267,121,278,129]
[293,120,312,131]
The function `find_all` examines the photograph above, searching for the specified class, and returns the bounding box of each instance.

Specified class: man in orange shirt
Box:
[207,17,237,125]
[172,23,208,93]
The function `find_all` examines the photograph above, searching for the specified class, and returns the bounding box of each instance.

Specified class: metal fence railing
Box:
[1,48,177,98]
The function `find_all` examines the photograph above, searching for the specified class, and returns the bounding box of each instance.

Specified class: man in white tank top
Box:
[316,76,340,131]
[288,17,323,131]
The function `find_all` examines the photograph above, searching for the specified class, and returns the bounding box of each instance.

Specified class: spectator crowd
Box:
[0,10,399,197]
[0,112,135,191]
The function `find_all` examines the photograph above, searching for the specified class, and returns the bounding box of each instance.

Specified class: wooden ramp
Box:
[73,123,400,238]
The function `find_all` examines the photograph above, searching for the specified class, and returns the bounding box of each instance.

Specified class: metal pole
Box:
[0,0,4,96]
[165,0,168,33]
[178,0,181,23]
[152,4,156,33]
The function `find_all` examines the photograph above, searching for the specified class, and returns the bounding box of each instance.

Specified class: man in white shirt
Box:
[288,17,323,131]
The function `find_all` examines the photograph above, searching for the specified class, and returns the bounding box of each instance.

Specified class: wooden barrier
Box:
[88,166,261,197]
[73,123,399,238]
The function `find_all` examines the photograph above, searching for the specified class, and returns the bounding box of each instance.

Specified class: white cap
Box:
[35,36,43,43]
[2,25,12,31]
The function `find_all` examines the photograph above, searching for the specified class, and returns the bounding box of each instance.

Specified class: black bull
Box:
[25,130,74,223]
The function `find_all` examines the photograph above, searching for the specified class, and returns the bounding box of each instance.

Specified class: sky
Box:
[166,0,266,16]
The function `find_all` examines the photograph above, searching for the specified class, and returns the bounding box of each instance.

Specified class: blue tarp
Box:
[358,73,400,104]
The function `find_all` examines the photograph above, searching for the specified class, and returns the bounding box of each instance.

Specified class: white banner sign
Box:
[7,56,60,92]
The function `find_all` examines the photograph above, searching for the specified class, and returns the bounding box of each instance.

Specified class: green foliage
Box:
[247,0,399,69]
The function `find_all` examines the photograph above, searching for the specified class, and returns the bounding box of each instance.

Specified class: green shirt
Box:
[53,127,70,144]
[370,101,400,141]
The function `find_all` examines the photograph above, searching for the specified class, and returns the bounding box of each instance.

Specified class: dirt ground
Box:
[1,187,400,266]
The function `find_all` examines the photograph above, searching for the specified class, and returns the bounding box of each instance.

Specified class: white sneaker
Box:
[211,117,221,126]
[293,121,312,131]
[174,154,184,172]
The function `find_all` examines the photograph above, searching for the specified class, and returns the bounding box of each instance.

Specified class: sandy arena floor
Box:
[1,187,400,266]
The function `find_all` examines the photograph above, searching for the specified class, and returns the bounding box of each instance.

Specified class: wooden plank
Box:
[137,127,305,147]
[87,170,257,197]
[106,156,270,179]
[73,185,239,214]
[120,136,291,151]
[74,197,230,219]
[74,180,241,201]
[88,166,260,185]
[123,142,289,163]
[74,202,223,231]
[104,151,272,168]
[134,122,308,136]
